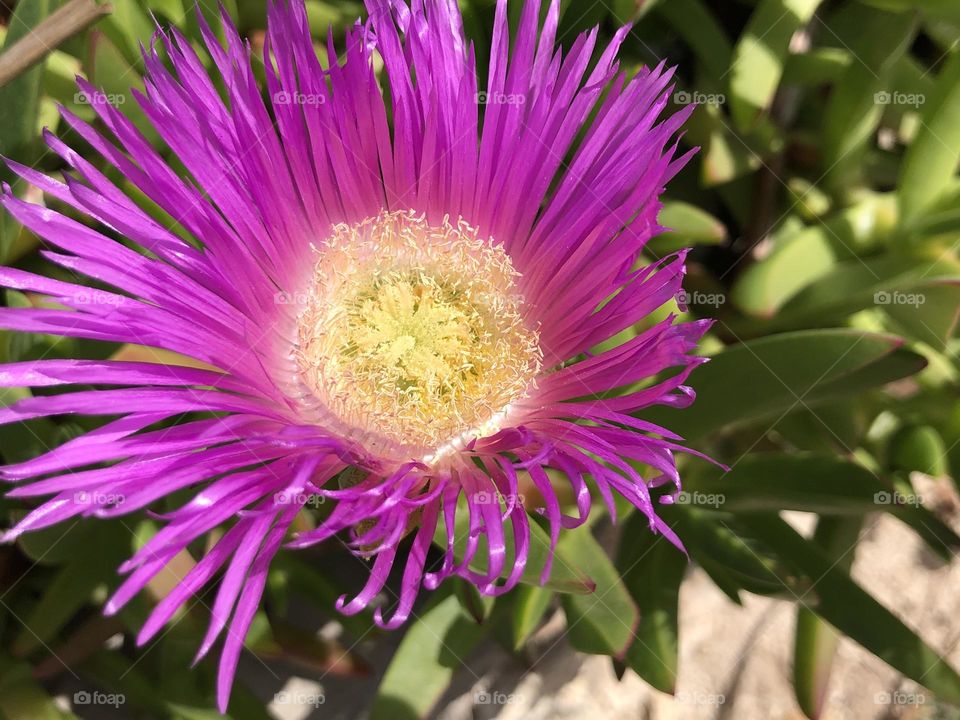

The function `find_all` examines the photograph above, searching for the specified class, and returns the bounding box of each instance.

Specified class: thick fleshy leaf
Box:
[98,0,155,64]
[508,583,553,650]
[884,283,960,351]
[793,517,862,720]
[0,658,76,720]
[820,5,915,192]
[617,512,685,693]
[782,48,852,86]
[684,453,960,559]
[0,0,52,260]
[899,51,960,230]
[654,0,731,79]
[739,513,960,705]
[642,329,925,442]
[559,528,638,657]
[698,105,766,185]
[13,521,130,655]
[859,1,960,30]
[763,254,960,330]
[684,452,900,514]
[728,0,824,130]
[888,425,949,476]
[369,593,487,720]
[731,194,897,317]
[669,508,792,599]
[648,201,727,257]
[453,578,495,624]
[774,400,868,455]
[731,223,837,317]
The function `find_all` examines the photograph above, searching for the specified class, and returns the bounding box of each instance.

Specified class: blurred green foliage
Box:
[1,0,960,718]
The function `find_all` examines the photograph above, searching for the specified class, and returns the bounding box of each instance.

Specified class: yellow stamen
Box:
[296,210,541,464]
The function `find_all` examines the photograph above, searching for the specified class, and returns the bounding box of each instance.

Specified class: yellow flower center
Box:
[296,210,541,464]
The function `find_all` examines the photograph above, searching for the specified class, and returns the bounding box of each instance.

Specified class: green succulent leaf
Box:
[793,517,863,720]
[616,512,685,693]
[739,513,960,705]
[649,200,727,257]
[899,51,960,231]
[643,329,925,442]
[13,522,130,656]
[683,453,960,559]
[0,658,77,720]
[728,0,825,131]
[0,0,52,262]
[559,527,638,657]
[370,593,487,720]
[508,583,554,650]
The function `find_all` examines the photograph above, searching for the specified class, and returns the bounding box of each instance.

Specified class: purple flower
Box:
[0,0,709,710]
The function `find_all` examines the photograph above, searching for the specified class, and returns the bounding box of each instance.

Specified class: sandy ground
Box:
[424,510,960,720]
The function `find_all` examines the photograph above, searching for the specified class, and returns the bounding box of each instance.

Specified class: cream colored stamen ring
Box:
[296,210,541,465]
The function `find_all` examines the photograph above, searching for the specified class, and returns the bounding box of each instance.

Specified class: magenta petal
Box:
[0,0,708,706]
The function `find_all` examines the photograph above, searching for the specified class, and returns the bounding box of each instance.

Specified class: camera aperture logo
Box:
[273,90,326,106]
[873,490,922,507]
[274,491,326,509]
[74,90,126,107]
[875,690,925,706]
[673,491,725,508]
[74,690,126,708]
[675,290,725,309]
[274,690,326,707]
[274,290,316,306]
[74,289,124,307]
[474,690,521,705]
[475,91,526,106]
[673,90,725,107]
[874,91,925,108]
[676,691,725,706]
[873,290,925,307]
[74,490,125,507]
[471,490,525,507]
